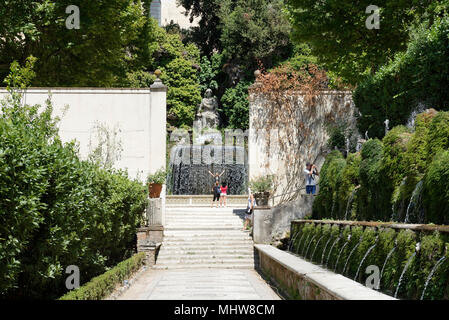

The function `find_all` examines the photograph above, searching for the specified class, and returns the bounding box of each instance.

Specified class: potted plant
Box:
[249,175,274,206]
[147,168,167,198]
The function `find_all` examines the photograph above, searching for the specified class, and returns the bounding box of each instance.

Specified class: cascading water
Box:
[342,236,363,276]
[326,236,341,267]
[394,242,420,298]
[321,236,334,265]
[300,233,313,256]
[420,256,447,300]
[304,233,319,259]
[354,237,379,281]
[380,244,397,282]
[288,231,300,251]
[334,235,351,272]
[168,145,248,195]
[344,188,358,220]
[296,233,308,254]
[311,235,325,261]
[404,180,424,223]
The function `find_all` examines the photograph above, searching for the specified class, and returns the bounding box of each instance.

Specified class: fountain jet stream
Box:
[295,232,307,254]
[420,256,447,300]
[380,246,397,283]
[311,235,325,262]
[321,235,334,265]
[300,233,312,256]
[304,234,319,259]
[354,239,378,281]
[404,180,423,223]
[344,188,358,220]
[326,236,341,267]
[334,236,351,272]
[394,243,420,299]
[342,236,363,276]
[288,231,300,251]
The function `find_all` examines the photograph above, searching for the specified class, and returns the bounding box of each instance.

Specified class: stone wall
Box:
[255,244,395,300]
[0,83,167,183]
[248,89,357,204]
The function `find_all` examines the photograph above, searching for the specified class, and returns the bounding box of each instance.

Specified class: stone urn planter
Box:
[254,191,270,206]
[148,183,163,198]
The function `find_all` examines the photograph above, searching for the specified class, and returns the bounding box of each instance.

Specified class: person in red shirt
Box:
[219,182,228,208]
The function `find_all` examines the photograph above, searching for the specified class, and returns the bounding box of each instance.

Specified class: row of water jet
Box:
[394,242,420,298]
[325,236,341,267]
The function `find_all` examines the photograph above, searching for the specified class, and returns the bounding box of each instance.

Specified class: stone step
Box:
[152,263,255,270]
[162,235,252,241]
[158,249,253,257]
[161,243,253,249]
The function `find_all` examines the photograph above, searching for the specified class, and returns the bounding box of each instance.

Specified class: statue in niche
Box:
[196,89,220,130]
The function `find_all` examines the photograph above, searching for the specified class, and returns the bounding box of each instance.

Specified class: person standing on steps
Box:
[219,182,228,207]
[244,193,256,231]
[208,170,225,185]
[212,182,221,208]
[304,162,319,195]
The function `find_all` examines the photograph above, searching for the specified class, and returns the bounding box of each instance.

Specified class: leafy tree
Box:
[0,59,146,299]
[285,0,437,84]
[354,16,449,138]
[177,0,227,56]
[219,0,292,72]
[221,80,251,129]
[0,0,149,86]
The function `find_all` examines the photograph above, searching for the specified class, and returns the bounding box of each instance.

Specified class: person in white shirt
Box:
[304,163,319,195]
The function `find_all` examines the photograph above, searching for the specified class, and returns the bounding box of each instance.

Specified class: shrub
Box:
[59,252,146,300]
[426,112,449,161]
[0,61,147,299]
[249,175,274,193]
[335,153,361,220]
[221,81,251,129]
[422,150,449,225]
[312,151,346,219]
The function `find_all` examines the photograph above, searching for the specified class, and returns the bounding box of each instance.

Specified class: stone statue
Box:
[196,89,220,130]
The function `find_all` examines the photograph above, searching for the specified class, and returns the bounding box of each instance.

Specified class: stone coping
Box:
[255,244,396,300]
[292,220,449,234]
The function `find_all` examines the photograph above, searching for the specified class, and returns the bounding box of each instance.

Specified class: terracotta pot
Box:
[254,191,270,206]
[149,183,163,198]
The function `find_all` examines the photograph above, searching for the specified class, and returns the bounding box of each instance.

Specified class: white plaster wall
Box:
[161,0,199,29]
[249,89,357,203]
[0,87,167,183]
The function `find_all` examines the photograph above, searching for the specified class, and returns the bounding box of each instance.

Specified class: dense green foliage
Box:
[0,62,147,299]
[354,16,449,138]
[290,222,449,299]
[59,252,146,300]
[286,0,437,85]
[0,0,148,86]
[221,81,251,129]
[314,110,449,225]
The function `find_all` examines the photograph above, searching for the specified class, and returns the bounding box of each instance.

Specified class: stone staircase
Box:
[154,207,255,269]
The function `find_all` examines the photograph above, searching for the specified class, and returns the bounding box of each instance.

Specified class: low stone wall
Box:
[252,195,314,246]
[166,195,248,207]
[290,220,449,300]
[255,244,394,300]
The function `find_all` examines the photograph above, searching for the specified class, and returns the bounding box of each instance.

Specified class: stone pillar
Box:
[137,227,162,267]
[150,70,167,227]
[253,206,273,244]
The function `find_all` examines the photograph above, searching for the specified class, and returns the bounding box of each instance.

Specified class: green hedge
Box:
[290,223,449,300]
[315,110,449,225]
[0,62,147,299]
[354,17,449,139]
[59,252,146,300]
